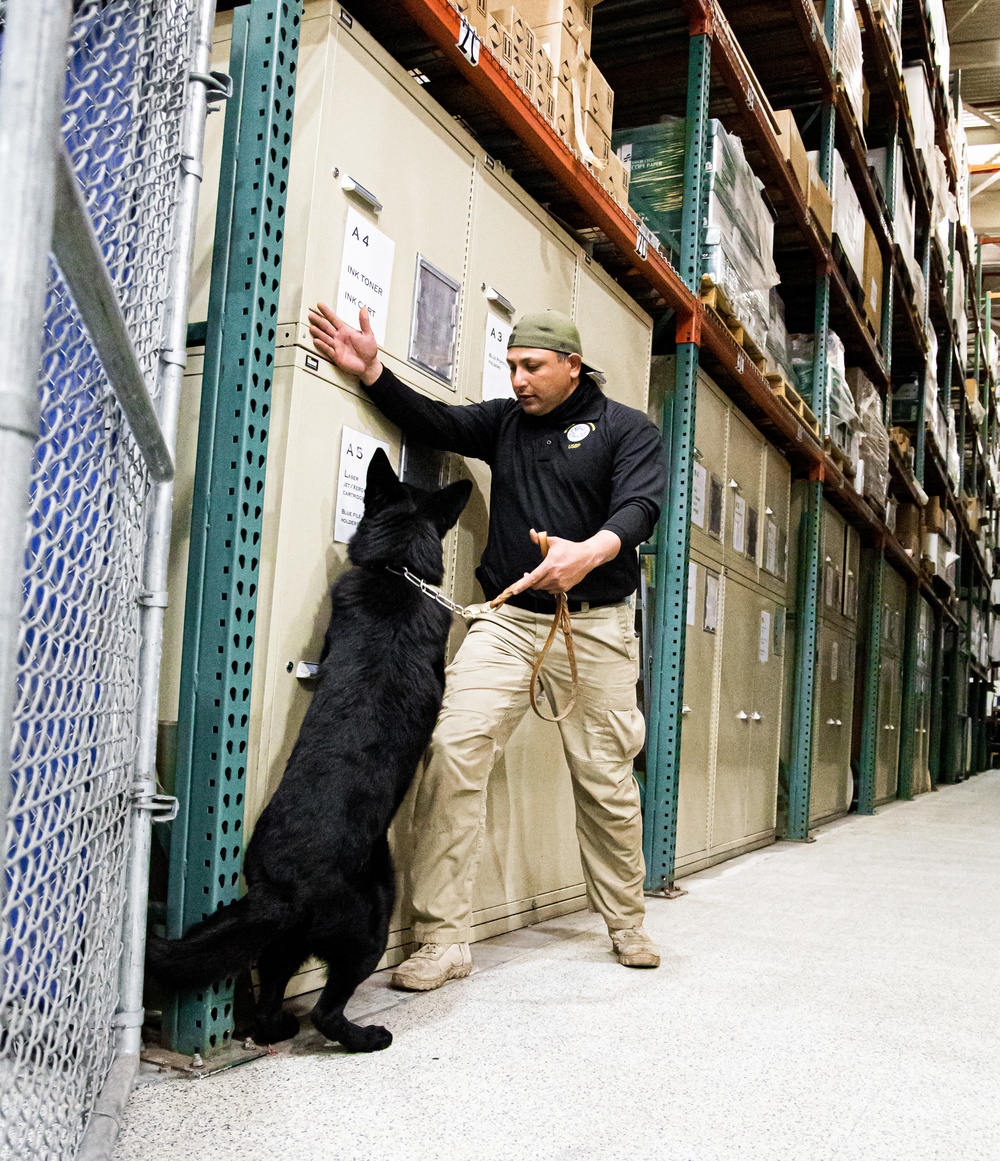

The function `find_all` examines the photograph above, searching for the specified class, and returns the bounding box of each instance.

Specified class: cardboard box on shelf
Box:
[773,109,809,197]
[862,221,883,338]
[536,21,588,89]
[487,17,514,69]
[535,43,554,87]
[586,59,614,137]
[895,502,921,554]
[490,5,536,55]
[584,112,610,163]
[552,77,570,139]
[806,158,833,243]
[598,149,630,207]
[925,494,946,536]
[519,1,595,52]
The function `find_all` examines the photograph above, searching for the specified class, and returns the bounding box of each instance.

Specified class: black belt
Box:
[504,592,620,615]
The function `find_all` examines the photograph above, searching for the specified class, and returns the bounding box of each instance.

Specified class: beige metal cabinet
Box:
[821,504,846,623]
[711,576,782,853]
[758,444,790,594]
[842,524,861,623]
[810,622,855,823]
[675,554,721,861]
[724,411,764,585]
[689,374,729,566]
[910,597,933,795]
[461,162,577,405]
[874,565,908,802]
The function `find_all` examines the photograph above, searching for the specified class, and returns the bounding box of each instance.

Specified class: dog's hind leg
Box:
[252,926,309,1045]
[309,880,394,1053]
[309,935,390,1053]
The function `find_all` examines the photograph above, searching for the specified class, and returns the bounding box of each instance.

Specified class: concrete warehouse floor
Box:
[116,772,1000,1161]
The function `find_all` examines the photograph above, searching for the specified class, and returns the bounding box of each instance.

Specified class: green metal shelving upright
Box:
[642,24,710,892]
[165,0,303,1055]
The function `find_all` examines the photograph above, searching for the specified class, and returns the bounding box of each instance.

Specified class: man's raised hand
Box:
[308,303,383,385]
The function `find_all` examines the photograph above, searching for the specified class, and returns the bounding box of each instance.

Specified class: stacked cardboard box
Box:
[468,1,629,208]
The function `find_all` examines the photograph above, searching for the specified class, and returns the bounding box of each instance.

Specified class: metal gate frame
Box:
[0,2,217,1156]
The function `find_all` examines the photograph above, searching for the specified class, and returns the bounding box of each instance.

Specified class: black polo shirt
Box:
[362,367,666,610]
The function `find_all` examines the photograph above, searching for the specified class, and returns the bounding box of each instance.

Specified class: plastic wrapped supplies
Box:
[789,329,859,463]
[946,408,959,490]
[765,288,795,385]
[852,370,889,507]
[835,0,864,131]
[614,117,779,351]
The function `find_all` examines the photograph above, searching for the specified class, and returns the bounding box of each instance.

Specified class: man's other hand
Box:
[501,528,622,598]
[308,303,383,386]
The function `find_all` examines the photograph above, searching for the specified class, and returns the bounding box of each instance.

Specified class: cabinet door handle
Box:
[826,718,837,725]
[750,712,762,721]
[681,704,692,715]
[736,710,749,720]
[835,719,843,727]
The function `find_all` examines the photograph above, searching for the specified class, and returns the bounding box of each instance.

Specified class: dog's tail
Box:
[146,889,293,988]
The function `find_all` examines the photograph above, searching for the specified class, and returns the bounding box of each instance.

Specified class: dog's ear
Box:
[364,448,403,511]
[422,479,473,535]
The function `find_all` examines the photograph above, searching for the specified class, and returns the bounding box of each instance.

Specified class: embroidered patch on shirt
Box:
[566,422,593,447]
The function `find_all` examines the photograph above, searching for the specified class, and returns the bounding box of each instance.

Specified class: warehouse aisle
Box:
[117,774,1000,1161]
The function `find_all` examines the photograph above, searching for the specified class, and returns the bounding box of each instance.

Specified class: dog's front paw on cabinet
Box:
[254,1011,300,1044]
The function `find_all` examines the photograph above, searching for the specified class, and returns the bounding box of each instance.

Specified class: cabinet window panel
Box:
[409,256,461,383]
[708,474,724,539]
[746,506,758,563]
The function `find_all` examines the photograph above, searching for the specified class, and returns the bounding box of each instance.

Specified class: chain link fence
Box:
[0,2,198,1156]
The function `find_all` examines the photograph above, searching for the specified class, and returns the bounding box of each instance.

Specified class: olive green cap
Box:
[507,309,605,381]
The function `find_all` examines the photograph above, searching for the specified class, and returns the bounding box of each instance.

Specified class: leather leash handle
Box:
[485,530,579,723]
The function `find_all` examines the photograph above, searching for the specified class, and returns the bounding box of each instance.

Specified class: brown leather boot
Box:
[390,943,473,991]
[610,927,661,968]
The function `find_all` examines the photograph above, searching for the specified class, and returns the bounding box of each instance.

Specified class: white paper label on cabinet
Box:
[334,426,392,544]
[704,571,720,634]
[687,561,697,626]
[481,309,514,400]
[765,517,778,574]
[691,462,707,528]
[824,560,835,607]
[758,609,771,663]
[830,638,839,682]
[335,208,395,346]
[732,495,746,555]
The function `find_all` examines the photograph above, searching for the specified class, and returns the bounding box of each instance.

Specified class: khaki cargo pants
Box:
[408,599,648,944]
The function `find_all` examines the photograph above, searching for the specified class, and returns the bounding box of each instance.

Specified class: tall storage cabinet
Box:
[653,363,790,875]
[875,565,908,803]
[163,4,653,994]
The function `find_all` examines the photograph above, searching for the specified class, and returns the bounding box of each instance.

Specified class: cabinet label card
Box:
[691,462,707,528]
[481,309,514,400]
[732,494,746,555]
[765,517,777,574]
[758,609,771,664]
[687,561,697,626]
[831,638,839,682]
[704,571,720,634]
[335,426,392,544]
[336,208,395,346]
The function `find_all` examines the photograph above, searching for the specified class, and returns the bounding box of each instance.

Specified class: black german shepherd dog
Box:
[147,449,471,1053]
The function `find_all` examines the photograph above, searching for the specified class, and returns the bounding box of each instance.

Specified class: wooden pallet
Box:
[765,372,820,437]
[824,435,856,478]
[700,275,767,372]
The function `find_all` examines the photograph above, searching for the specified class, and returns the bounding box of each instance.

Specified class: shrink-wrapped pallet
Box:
[614,117,778,351]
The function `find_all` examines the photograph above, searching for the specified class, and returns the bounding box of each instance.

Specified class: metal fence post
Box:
[0,0,73,898]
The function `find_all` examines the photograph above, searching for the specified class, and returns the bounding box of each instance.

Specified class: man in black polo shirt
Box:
[309,304,665,989]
